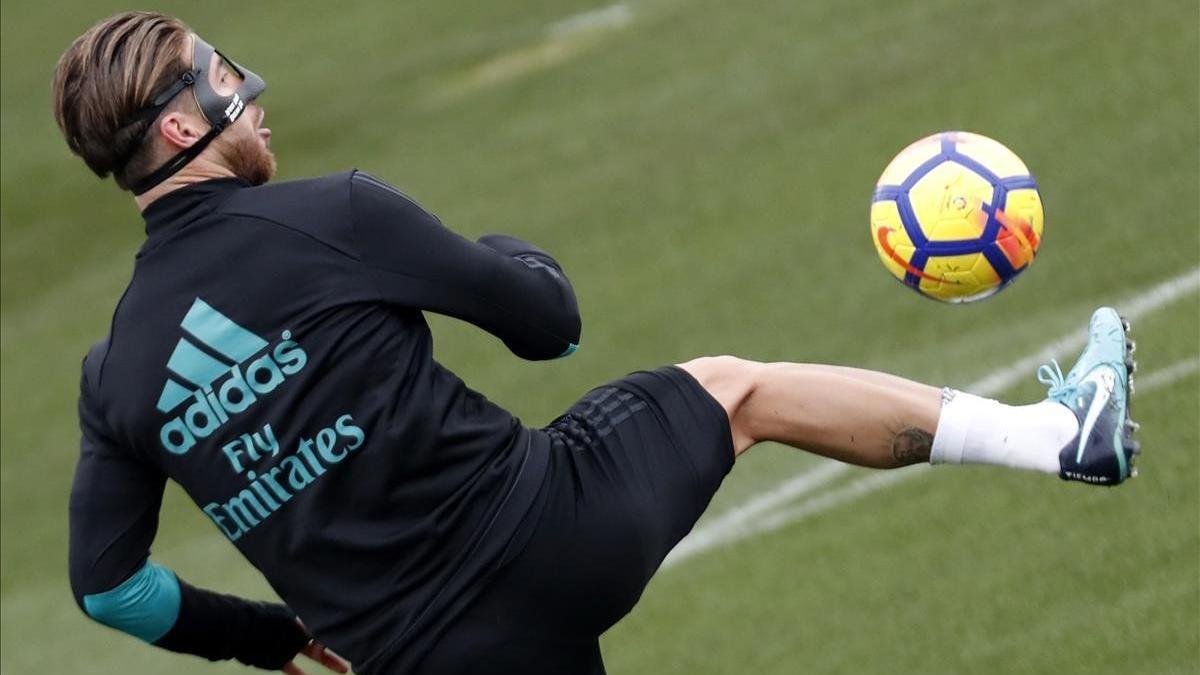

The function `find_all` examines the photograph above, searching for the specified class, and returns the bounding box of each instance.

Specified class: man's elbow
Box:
[554,306,582,356]
[506,313,581,361]
[541,300,583,360]
[549,279,582,354]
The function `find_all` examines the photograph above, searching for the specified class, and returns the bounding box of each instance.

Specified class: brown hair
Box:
[52,12,192,191]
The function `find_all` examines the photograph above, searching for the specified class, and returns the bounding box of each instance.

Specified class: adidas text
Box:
[159,333,306,454]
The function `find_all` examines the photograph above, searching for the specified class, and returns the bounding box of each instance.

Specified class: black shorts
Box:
[414,366,734,675]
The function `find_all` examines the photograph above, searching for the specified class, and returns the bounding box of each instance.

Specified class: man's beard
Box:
[222,130,276,186]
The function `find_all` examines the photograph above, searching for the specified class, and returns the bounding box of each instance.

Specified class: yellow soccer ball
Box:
[870,131,1044,303]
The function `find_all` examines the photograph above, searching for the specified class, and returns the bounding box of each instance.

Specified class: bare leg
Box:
[676,356,941,468]
[802,364,943,394]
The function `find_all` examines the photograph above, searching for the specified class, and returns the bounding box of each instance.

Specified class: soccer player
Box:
[54,12,1139,675]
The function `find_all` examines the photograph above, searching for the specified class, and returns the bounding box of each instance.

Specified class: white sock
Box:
[930,389,1079,474]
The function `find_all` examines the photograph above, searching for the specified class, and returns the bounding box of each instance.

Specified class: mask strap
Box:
[133,69,200,123]
[128,121,224,195]
[111,68,200,178]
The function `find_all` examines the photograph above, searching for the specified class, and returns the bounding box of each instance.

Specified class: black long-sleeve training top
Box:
[68,171,581,672]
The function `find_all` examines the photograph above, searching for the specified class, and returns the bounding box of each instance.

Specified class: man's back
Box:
[71,171,577,669]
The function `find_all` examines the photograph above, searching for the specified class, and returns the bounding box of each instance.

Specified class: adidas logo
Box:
[157,298,306,455]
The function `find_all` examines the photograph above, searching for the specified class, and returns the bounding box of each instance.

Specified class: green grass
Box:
[2,0,1197,672]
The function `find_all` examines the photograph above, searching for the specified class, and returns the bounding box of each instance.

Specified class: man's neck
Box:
[134,160,237,212]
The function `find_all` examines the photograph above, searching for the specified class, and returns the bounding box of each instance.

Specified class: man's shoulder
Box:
[222,170,357,216]
[219,170,361,258]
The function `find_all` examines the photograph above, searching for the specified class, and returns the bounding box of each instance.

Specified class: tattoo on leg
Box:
[891,427,933,465]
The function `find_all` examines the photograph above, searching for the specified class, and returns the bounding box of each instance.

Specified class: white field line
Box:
[970,266,1200,396]
[757,467,926,533]
[662,266,1200,569]
[661,462,852,563]
[426,3,635,106]
[549,3,634,38]
[1135,357,1199,391]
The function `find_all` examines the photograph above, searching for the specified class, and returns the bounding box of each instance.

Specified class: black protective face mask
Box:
[124,35,267,195]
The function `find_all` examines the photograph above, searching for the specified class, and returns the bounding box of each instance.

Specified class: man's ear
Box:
[156,111,207,150]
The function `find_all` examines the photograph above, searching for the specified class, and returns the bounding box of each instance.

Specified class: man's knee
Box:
[676,356,764,450]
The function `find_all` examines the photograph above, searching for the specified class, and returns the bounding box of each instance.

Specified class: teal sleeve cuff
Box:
[557,343,578,358]
[83,561,181,643]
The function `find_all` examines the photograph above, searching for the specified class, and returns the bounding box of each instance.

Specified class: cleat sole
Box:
[1122,317,1137,375]
[1121,315,1138,481]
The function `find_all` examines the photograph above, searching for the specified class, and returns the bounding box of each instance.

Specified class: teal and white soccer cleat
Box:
[1037,307,1139,486]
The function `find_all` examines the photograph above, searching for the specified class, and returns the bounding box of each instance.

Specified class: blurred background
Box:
[2,0,1197,672]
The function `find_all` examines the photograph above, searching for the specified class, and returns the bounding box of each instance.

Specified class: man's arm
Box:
[349,171,582,360]
[69,366,311,670]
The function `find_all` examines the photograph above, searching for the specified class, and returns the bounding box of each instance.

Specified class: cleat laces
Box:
[1037,359,1067,399]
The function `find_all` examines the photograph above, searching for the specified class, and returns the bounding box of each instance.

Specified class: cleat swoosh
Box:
[1075,369,1115,464]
